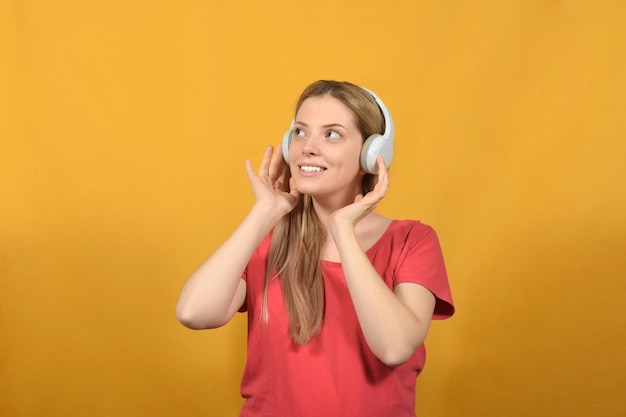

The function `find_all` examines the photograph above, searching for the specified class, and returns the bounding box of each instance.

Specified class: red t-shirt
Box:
[239,220,454,417]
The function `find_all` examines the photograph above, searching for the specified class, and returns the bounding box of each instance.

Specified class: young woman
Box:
[176,80,455,417]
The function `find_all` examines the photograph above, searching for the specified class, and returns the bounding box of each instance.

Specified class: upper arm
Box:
[393,223,455,320]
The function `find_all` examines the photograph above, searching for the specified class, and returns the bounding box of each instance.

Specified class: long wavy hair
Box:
[264,80,386,345]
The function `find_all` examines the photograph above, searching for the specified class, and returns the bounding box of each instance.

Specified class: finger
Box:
[375,156,389,192]
[288,177,301,200]
[268,143,285,176]
[259,145,274,176]
[275,144,294,189]
[376,155,388,176]
[269,145,291,190]
[245,159,256,180]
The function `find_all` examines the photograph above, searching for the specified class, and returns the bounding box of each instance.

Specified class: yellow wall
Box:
[1,1,625,416]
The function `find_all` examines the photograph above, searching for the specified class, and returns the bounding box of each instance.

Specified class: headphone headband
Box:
[359,86,395,144]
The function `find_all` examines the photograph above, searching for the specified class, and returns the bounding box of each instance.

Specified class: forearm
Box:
[333,224,429,366]
[176,203,280,329]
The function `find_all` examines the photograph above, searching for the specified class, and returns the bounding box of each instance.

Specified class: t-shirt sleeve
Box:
[393,224,455,320]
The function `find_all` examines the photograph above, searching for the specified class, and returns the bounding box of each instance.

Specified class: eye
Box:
[294,127,305,137]
[327,130,341,140]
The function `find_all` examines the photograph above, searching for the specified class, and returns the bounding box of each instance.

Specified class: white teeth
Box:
[300,166,324,173]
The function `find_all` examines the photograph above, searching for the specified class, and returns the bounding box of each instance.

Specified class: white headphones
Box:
[281,86,394,174]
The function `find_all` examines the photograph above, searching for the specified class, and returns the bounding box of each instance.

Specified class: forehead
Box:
[295,95,356,127]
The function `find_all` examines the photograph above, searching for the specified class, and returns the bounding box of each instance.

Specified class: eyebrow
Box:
[294,121,346,129]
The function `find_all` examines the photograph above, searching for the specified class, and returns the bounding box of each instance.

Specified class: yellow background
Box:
[1,1,625,416]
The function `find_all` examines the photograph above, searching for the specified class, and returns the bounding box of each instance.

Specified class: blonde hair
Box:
[264,80,386,345]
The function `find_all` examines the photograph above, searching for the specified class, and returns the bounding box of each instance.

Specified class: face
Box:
[288,95,365,202]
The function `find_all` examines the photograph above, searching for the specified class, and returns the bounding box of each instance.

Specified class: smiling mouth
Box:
[299,165,326,173]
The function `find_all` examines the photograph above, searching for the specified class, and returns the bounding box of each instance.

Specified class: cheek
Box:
[346,147,364,171]
[289,161,298,177]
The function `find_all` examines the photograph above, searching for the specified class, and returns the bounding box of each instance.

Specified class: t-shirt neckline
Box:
[321,219,398,266]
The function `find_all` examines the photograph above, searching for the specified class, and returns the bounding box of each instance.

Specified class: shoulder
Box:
[386,219,439,246]
[366,218,443,269]
[386,220,455,319]
[368,219,445,279]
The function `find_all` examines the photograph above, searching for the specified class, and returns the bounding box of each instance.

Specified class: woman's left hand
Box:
[329,156,389,230]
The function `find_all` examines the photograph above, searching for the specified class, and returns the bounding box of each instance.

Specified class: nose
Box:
[302,135,320,156]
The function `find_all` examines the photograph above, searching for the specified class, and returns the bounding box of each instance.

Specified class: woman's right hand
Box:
[245,145,300,218]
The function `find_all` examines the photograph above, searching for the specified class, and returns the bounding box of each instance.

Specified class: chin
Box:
[294,184,319,196]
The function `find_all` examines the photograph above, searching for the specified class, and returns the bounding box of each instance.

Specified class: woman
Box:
[176,80,454,417]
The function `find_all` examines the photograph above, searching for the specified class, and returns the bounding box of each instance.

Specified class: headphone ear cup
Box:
[360,134,380,173]
[282,130,293,163]
[360,134,394,174]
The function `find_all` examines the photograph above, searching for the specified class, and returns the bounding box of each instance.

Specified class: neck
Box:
[310,194,354,230]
